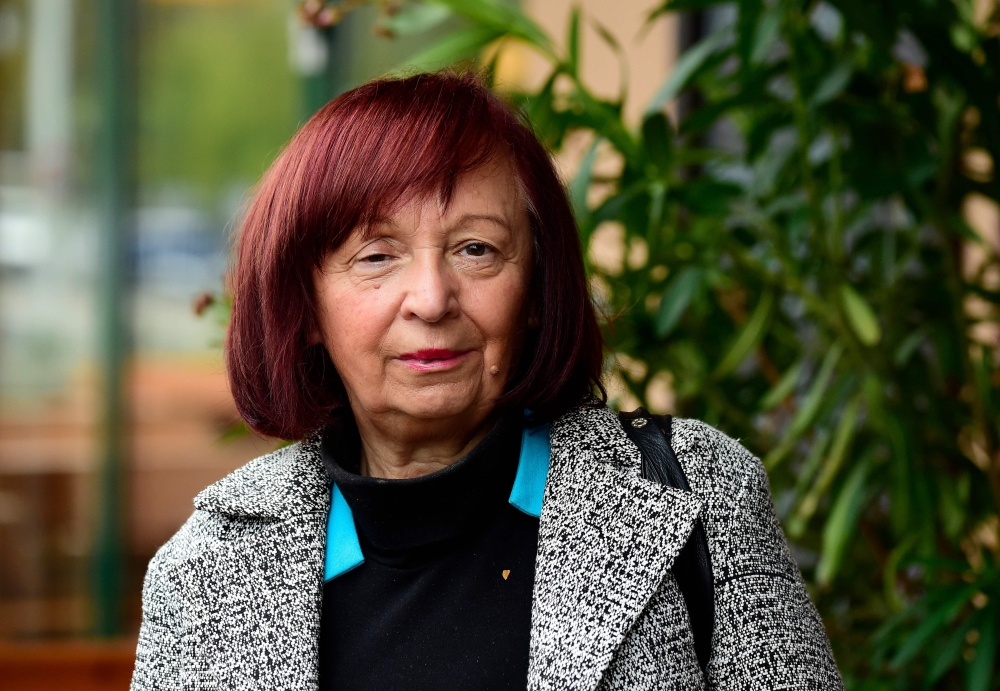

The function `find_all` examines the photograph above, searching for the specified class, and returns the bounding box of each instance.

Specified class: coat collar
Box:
[193,435,330,519]
[192,416,553,523]
[189,404,701,691]
[323,416,552,581]
[527,404,702,691]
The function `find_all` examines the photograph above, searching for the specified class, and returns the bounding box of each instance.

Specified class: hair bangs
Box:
[302,75,512,257]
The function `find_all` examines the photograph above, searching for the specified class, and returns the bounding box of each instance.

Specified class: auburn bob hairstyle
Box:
[226,71,605,440]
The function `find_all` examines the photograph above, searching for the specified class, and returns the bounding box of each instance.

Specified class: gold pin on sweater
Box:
[502,570,510,580]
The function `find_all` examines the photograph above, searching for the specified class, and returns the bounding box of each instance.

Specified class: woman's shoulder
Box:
[192,438,328,517]
[554,403,763,487]
[668,418,786,560]
[551,404,771,529]
[669,417,764,489]
[667,417,772,522]
[147,437,331,572]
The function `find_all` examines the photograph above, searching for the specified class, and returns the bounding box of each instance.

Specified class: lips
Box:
[397,348,471,371]
[398,349,466,361]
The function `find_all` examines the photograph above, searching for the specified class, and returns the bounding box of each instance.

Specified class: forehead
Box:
[439,160,522,212]
[365,159,529,233]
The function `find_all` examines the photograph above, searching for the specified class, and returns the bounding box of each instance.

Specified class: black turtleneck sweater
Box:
[318,413,540,691]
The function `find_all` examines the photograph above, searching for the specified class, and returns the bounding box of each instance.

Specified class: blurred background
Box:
[0,0,998,688]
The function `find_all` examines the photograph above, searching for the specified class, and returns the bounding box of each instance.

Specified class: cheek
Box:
[316,284,395,366]
[466,272,532,349]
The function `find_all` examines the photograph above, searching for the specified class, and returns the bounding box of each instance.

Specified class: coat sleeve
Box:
[130,524,189,691]
[673,420,843,690]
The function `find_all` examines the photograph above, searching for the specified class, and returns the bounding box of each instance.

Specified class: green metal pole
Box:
[92,0,133,637]
[301,24,347,119]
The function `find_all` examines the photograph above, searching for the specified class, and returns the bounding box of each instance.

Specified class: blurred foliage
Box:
[134,0,456,204]
[138,0,298,200]
[0,0,26,151]
[347,0,1000,686]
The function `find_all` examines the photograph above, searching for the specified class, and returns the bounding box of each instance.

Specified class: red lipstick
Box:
[399,349,466,360]
[397,348,470,372]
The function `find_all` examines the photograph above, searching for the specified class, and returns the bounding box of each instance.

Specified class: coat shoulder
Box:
[145,437,329,583]
[666,421,843,686]
[193,438,329,519]
[133,442,331,691]
[669,418,801,584]
[669,417,762,487]
[143,506,231,586]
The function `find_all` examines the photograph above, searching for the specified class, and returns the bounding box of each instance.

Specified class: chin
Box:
[391,387,490,421]
[395,401,474,421]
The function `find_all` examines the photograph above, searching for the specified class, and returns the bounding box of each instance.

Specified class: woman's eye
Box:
[461,243,491,257]
[360,253,392,264]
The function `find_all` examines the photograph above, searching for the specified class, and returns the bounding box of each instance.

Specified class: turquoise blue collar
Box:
[323,417,551,582]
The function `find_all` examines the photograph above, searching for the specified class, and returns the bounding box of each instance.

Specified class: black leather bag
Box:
[618,408,715,672]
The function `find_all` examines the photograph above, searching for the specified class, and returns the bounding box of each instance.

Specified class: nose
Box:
[399,253,459,323]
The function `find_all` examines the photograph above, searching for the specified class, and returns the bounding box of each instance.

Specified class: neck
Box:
[353,407,500,480]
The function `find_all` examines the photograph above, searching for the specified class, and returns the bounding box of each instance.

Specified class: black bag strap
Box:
[618,408,715,673]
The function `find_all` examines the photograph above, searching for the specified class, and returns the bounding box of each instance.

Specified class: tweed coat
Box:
[131,403,843,690]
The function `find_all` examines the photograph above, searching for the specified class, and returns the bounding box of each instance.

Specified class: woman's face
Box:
[312,161,534,428]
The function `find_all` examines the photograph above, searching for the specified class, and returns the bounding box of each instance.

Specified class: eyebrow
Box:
[450,213,513,233]
[357,212,515,243]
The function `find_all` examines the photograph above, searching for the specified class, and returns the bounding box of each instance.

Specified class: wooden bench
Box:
[0,640,135,691]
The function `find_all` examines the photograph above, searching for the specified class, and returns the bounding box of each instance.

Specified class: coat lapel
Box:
[528,406,702,691]
[176,410,699,690]
[182,438,330,690]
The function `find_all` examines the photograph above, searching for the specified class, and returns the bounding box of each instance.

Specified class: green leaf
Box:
[810,59,853,107]
[591,18,628,105]
[750,6,782,64]
[764,344,843,470]
[569,90,637,159]
[647,181,666,237]
[646,27,733,114]
[926,616,974,685]
[791,344,843,439]
[935,465,968,539]
[656,267,703,338]
[566,7,581,77]
[817,449,872,585]
[641,112,674,173]
[881,536,917,611]
[675,178,741,215]
[570,137,600,222]
[951,23,977,53]
[891,585,977,667]
[791,394,861,532]
[647,0,730,23]
[218,419,251,444]
[520,72,561,142]
[967,612,997,691]
[401,26,504,71]
[714,290,774,377]
[894,330,924,366]
[429,0,555,58]
[788,430,831,522]
[377,3,452,36]
[590,18,622,54]
[840,284,882,346]
[590,179,647,227]
[482,45,503,89]
[761,360,803,409]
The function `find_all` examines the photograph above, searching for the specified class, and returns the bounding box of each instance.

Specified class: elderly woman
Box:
[131,72,842,691]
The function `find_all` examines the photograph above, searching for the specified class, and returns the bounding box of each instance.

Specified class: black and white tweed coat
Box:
[131,404,843,690]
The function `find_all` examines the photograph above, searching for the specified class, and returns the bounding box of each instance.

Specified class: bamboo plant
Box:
[270,0,1000,685]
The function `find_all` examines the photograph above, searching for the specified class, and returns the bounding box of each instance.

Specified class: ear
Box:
[527,303,540,329]
[307,325,323,346]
